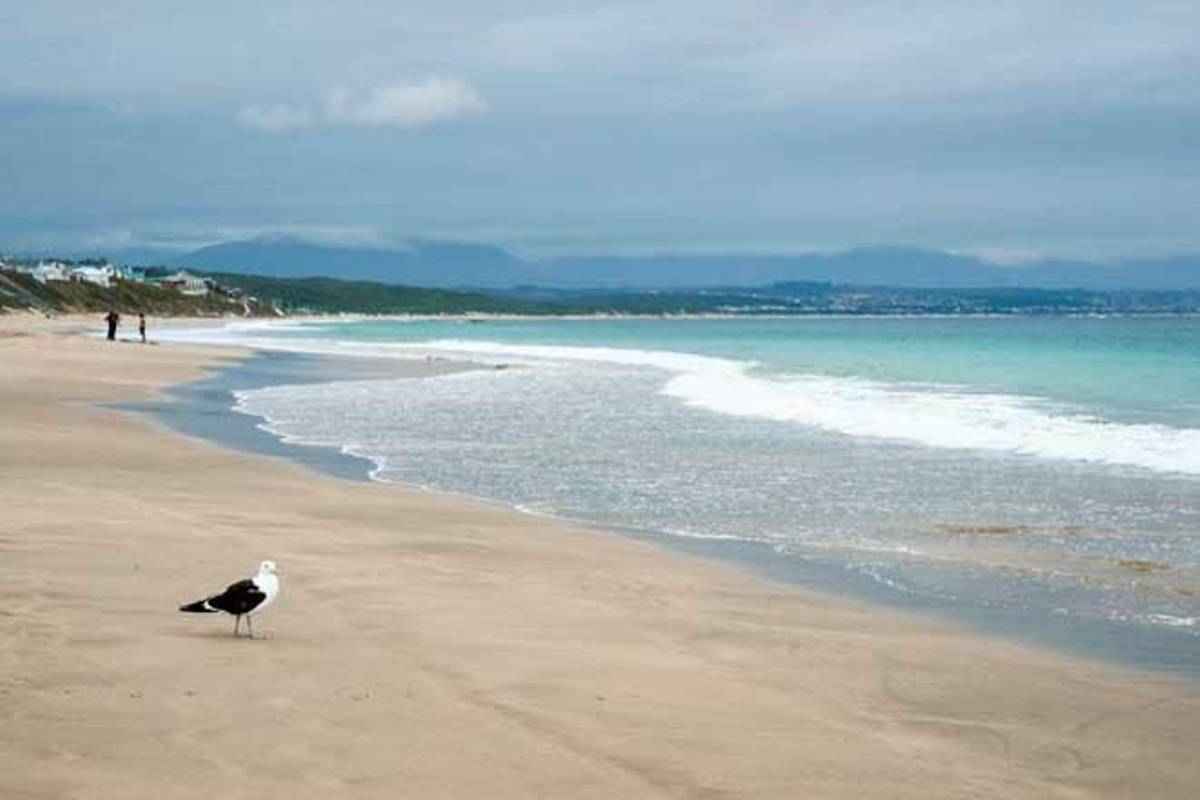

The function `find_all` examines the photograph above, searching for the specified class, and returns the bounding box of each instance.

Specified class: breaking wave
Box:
[162,325,1200,476]
[394,339,1200,476]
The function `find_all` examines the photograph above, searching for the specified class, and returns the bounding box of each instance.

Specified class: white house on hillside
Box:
[33,261,69,283]
[69,265,116,288]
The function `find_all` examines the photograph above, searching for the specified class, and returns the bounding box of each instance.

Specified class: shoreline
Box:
[143,346,1200,678]
[3,314,1200,798]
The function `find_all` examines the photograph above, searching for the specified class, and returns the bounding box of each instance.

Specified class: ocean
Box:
[157,316,1200,669]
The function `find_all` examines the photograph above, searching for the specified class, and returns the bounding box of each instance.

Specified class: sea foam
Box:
[164,324,1200,476]
[403,338,1200,477]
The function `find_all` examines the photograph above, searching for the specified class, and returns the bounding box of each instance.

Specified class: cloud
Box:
[239,78,487,133]
[6,2,1200,259]
[324,78,487,126]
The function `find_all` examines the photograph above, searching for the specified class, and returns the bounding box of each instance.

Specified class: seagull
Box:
[179,560,280,638]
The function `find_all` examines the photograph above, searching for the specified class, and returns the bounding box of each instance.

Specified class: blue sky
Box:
[1,1,1198,261]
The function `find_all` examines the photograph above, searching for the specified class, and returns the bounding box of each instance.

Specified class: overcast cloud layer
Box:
[1,1,1198,260]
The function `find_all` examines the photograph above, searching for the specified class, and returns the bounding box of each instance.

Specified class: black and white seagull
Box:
[179,560,280,638]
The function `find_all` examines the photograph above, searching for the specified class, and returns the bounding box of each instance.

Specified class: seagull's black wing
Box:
[180,578,267,615]
[207,578,267,615]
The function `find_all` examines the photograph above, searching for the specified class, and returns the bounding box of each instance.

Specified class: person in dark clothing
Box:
[104,310,120,341]
[138,313,147,344]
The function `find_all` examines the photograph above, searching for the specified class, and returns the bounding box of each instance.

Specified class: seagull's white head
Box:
[259,560,278,576]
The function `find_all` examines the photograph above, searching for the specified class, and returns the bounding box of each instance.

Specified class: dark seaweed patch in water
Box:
[1114,558,1172,574]
[932,523,1029,536]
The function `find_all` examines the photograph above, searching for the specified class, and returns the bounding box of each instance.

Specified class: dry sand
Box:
[2,312,1198,799]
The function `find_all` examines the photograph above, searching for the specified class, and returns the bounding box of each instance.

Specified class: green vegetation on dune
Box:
[0,269,545,316]
[199,272,545,315]
[0,271,249,315]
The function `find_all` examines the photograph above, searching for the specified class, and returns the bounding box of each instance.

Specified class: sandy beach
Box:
[2,313,1198,799]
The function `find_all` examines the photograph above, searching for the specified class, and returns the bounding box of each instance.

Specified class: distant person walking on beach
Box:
[139,313,147,344]
[104,310,120,341]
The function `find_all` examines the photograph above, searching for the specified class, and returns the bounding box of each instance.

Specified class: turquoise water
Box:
[277,316,1200,425]
[159,317,1200,650]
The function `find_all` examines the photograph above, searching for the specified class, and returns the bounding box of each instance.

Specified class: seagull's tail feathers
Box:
[179,597,219,613]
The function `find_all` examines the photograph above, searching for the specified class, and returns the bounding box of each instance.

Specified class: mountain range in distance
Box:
[78,235,1200,291]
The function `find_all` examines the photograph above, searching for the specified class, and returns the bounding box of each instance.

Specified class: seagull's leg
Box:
[233,615,241,638]
[247,615,256,640]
